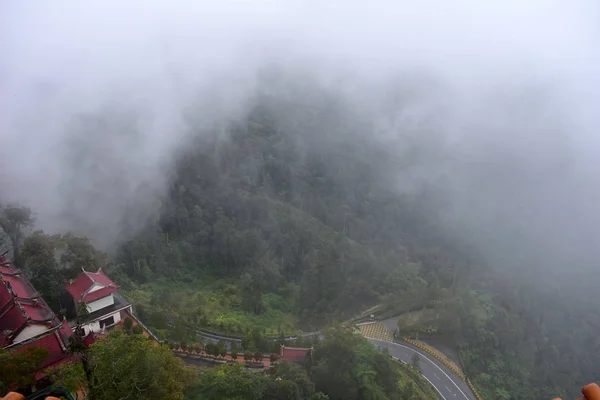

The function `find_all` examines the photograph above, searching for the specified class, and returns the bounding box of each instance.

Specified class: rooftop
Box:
[279,345,313,362]
[65,268,119,303]
[68,291,131,328]
[0,253,64,347]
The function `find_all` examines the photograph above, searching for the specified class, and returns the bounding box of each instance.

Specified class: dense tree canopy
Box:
[185,326,430,400]
[0,347,49,391]
[3,75,599,400]
[103,85,600,399]
[87,328,196,400]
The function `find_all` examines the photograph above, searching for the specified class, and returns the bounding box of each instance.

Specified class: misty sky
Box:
[2,0,600,277]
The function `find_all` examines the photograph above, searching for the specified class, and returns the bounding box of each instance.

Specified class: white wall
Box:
[82,310,122,335]
[88,283,103,293]
[86,294,114,313]
[14,324,50,343]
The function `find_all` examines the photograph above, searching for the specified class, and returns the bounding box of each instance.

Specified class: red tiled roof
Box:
[58,319,73,345]
[84,286,119,303]
[65,268,119,302]
[9,328,69,368]
[280,346,312,362]
[0,254,64,348]
[0,255,74,387]
[20,302,54,321]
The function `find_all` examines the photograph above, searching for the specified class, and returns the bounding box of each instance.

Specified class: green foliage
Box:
[218,340,228,358]
[87,328,196,400]
[185,364,272,400]
[185,327,433,400]
[123,316,134,331]
[312,325,427,400]
[13,83,594,400]
[0,346,49,391]
[49,362,88,394]
[186,362,317,400]
[21,230,107,312]
[0,205,34,261]
[230,341,239,360]
[132,325,144,335]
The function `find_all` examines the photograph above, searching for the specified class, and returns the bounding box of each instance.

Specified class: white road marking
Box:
[422,374,447,400]
[434,373,440,379]
[370,339,472,400]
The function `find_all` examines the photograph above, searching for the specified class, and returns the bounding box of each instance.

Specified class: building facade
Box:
[65,268,133,336]
[0,251,73,379]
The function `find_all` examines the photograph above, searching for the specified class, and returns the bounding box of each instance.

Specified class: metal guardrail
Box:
[402,337,485,400]
[402,338,466,380]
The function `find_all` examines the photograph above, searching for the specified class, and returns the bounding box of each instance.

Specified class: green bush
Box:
[132,325,144,335]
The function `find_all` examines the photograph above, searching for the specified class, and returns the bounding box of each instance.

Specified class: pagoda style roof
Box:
[65,268,119,303]
[0,252,64,347]
[279,345,313,362]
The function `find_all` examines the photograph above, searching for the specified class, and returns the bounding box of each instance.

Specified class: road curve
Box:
[194,327,476,400]
[367,338,476,400]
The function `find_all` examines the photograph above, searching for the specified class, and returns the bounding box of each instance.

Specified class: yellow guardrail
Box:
[466,379,485,400]
[402,337,466,381]
[402,338,484,400]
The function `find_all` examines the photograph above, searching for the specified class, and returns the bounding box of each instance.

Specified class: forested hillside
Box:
[2,76,599,400]
[94,78,598,400]
[5,1,600,399]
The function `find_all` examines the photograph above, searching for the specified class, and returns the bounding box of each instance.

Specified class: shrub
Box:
[123,316,134,332]
[132,325,144,335]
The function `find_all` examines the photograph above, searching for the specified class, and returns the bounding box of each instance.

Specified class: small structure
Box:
[65,268,132,335]
[279,345,313,363]
[0,252,73,379]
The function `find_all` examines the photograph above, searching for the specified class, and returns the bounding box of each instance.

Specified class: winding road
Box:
[367,338,476,400]
[193,328,477,400]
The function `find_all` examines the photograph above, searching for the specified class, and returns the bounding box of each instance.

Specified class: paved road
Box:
[194,327,476,400]
[367,338,476,400]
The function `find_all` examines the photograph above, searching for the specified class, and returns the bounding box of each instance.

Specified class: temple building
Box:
[0,251,73,379]
[65,268,133,335]
[279,345,314,363]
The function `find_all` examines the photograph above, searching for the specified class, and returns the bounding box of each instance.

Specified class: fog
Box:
[2,0,600,283]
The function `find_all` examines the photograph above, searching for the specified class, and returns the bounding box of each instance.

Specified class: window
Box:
[99,315,115,328]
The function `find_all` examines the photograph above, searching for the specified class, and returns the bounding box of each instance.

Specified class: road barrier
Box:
[402,337,466,381]
[466,379,485,400]
[402,338,485,400]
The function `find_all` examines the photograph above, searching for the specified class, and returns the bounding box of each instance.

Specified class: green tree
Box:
[230,341,239,360]
[49,362,88,395]
[0,205,34,262]
[87,328,196,400]
[218,340,228,358]
[20,231,63,311]
[132,325,144,335]
[185,364,271,400]
[123,316,134,332]
[0,346,49,390]
[58,232,107,278]
[269,379,301,400]
[312,325,402,400]
[205,342,216,357]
